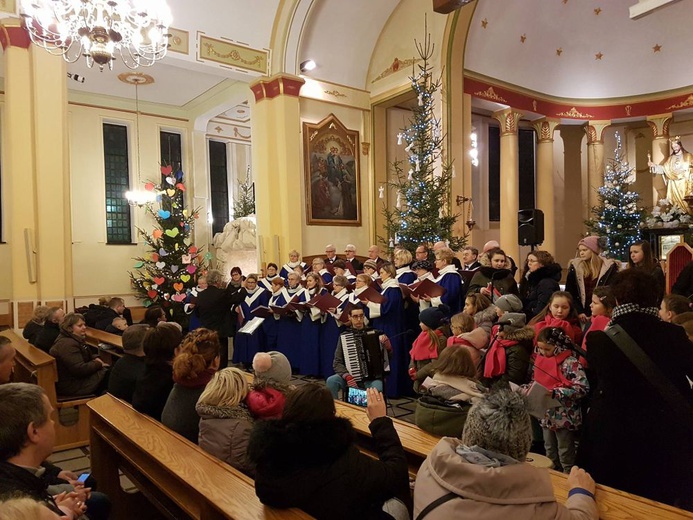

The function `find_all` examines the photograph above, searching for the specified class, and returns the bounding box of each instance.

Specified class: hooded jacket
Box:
[414,438,597,520]
[247,416,410,520]
[447,327,489,378]
[521,263,563,319]
[197,402,255,477]
[481,323,535,387]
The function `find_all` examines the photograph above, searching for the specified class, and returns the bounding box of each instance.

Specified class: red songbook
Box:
[270,304,296,317]
[399,280,422,298]
[308,292,343,313]
[411,278,446,298]
[356,285,385,304]
[338,302,358,324]
[251,306,273,319]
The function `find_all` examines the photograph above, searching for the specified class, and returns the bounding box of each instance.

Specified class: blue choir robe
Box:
[431,264,463,317]
[317,268,333,286]
[396,266,417,285]
[233,287,270,365]
[365,277,410,397]
[298,287,326,376]
[271,286,302,370]
[279,261,308,280]
[397,266,419,363]
[320,288,350,378]
[183,286,205,331]
[259,274,281,293]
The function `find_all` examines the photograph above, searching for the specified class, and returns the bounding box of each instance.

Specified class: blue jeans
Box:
[325,374,383,399]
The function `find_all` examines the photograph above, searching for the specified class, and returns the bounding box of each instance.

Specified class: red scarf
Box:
[410,329,443,362]
[533,315,582,344]
[534,350,572,390]
[483,325,519,378]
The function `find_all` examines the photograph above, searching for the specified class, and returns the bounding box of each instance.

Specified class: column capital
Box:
[0,19,31,50]
[532,118,560,143]
[250,73,305,103]
[492,108,523,136]
[584,120,611,144]
[646,113,673,139]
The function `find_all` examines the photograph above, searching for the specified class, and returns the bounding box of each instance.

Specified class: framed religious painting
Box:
[303,114,361,226]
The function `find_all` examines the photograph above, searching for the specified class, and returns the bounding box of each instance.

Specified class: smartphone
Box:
[347,387,367,407]
[77,473,90,484]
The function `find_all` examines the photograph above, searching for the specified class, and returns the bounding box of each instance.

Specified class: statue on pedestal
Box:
[648,137,693,214]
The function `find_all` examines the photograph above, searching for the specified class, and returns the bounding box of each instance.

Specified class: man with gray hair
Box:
[324,244,339,266]
[343,244,363,273]
[414,390,597,519]
[34,307,65,354]
[107,324,149,403]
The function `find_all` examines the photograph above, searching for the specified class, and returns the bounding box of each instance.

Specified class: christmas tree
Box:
[585,132,645,261]
[380,26,466,255]
[233,167,255,219]
[129,165,210,324]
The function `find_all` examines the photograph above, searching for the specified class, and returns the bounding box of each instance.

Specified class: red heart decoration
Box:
[153,276,166,285]
[189,246,198,254]
[145,182,155,191]
[194,213,199,219]
[161,165,173,175]
[147,290,158,299]
[176,183,186,191]
[151,253,159,262]
[153,229,163,239]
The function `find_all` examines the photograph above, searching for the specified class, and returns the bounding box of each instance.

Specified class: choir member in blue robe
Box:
[233,273,270,365]
[183,276,207,331]
[394,249,417,285]
[269,276,301,371]
[362,262,410,397]
[311,258,333,285]
[347,274,373,327]
[332,260,356,285]
[320,275,351,378]
[297,272,326,376]
[428,247,463,317]
[395,249,418,359]
[259,263,281,292]
[279,250,309,279]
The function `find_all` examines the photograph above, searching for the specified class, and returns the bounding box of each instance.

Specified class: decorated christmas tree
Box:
[585,132,645,261]
[129,165,210,324]
[233,167,255,219]
[380,27,466,255]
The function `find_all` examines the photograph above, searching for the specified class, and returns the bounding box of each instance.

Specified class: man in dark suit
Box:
[577,269,693,510]
[367,245,387,269]
[344,244,363,273]
[195,269,246,368]
[461,246,482,270]
[324,244,340,266]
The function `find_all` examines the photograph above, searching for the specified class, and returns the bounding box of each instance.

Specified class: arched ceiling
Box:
[465,0,693,99]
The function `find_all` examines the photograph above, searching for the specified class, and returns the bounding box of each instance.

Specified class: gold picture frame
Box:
[659,234,683,260]
[303,114,361,226]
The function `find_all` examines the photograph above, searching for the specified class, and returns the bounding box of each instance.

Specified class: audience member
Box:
[343,244,363,272]
[142,305,167,328]
[577,269,693,510]
[132,324,182,421]
[0,337,17,385]
[196,367,255,476]
[414,390,598,519]
[50,313,108,397]
[409,305,450,393]
[519,250,562,320]
[22,306,50,346]
[162,328,221,443]
[462,293,496,335]
[107,324,149,403]
[248,383,411,519]
[94,298,125,331]
[0,497,60,520]
[246,351,291,420]
[482,308,533,387]
[447,312,488,378]
[104,317,128,336]
[628,240,665,301]
[34,307,65,353]
[461,246,481,270]
[659,293,693,323]
[468,248,519,301]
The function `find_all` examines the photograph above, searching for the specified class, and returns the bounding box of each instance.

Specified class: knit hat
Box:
[246,387,286,419]
[497,312,526,333]
[578,236,601,255]
[495,294,523,313]
[419,305,450,330]
[252,351,292,384]
[462,389,532,461]
[363,260,378,271]
[411,260,433,272]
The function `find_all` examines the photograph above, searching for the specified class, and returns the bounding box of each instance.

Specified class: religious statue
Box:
[648,137,693,214]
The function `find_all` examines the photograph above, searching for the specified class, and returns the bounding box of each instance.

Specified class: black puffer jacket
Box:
[520,263,562,319]
[247,415,411,519]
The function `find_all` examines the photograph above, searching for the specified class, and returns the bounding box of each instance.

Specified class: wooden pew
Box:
[1,329,91,450]
[88,394,312,520]
[85,326,123,365]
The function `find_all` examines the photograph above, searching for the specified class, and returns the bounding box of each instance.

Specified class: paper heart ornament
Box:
[194,213,199,219]
[180,274,191,283]
[165,228,179,238]
[158,210,171,219]
[133,261,144,268]
[172,294,186,302]
[165,177,175,186]
[145,182,155,191]
[183,209,189,218]
[151,284,158,290]
[189,246,198,254]
[204,252,213,260]
[156,261,165,269]
[151,253,159,262]
[173,282,184,292]
[147,290,158,299]
[152,229,163,239]
[171,265,179,273]
[153,276,165,285]
[181,254,191,265]
[161,165,173,175]
[159,248,168,256]
[175,168,184,181]
[166,189,175,197]
[186,264,197,274]
[163,293,170,300]
[176,183,186,191]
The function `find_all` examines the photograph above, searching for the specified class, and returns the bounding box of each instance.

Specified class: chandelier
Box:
[19,0,172,71]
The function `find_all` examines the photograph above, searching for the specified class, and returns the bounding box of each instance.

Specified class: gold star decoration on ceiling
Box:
[594,7,602,15]
[481,18,488,28]
[595,52,604,60]
[653,44,662,52]
[556,48,563,56]
[520,34,527,43]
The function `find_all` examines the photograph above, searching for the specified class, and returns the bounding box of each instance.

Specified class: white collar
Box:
[396,266,413,275]
[380,277,398,289]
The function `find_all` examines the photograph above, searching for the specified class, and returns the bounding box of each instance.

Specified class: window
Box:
[103,123,132,244]
[488,126,501,222]
[208,140,229,235]
[160,131,183,210]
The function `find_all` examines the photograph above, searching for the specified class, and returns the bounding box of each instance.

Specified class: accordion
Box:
[339,329,389,382]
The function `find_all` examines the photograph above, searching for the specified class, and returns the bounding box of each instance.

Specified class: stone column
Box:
[584,121,611,211]
[492,108,523,269]
[250,74,305,266]
[532,118,560,255]
[2,20,72,327]
[646,114,672,203]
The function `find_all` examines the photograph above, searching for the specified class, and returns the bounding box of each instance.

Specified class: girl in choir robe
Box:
[332,260,356,285]
[233,274,270,366]
[259,263,280,292]
[270,276,302,371]
[279,249,308,279]
[297,272,326,377]
[362,262,410,397]
[311,257,334,285]
[321,275,351,378]
[394,249,417,285]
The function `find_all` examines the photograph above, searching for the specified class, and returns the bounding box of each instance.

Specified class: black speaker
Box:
[518,209,544,246]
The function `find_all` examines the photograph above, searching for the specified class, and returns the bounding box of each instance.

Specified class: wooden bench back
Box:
[88,394,312,520]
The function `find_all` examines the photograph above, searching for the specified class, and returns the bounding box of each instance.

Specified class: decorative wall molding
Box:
[198,34,270,75]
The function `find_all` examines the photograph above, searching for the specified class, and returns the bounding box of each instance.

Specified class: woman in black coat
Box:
[247,383,411,520]
[519,251,562,320]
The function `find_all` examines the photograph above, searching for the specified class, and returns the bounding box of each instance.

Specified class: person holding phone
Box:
[247,383,411,519]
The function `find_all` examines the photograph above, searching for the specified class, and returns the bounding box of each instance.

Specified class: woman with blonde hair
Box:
[394,248,416,284]
[280,249,308,279]
[162,328,220,442]
[565,236,619,323]
[197,367,255,476]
